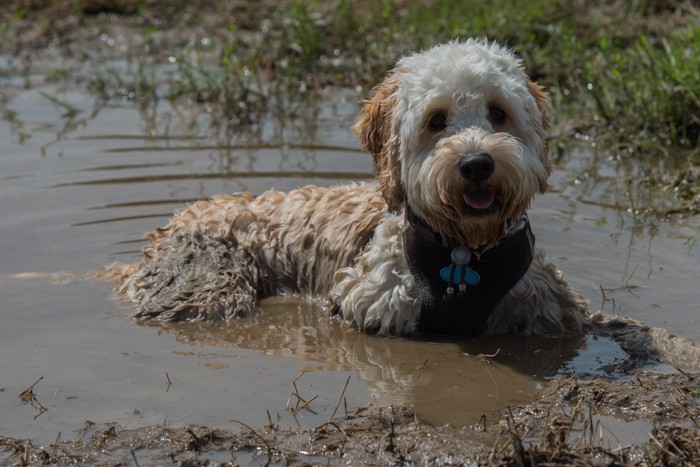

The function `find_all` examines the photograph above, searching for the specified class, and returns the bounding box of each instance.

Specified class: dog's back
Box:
[116,184,387,322]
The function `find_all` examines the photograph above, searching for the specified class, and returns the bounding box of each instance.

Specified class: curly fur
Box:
[115,39,590,337]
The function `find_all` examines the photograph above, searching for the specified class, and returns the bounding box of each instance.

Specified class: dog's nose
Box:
[459,153,494,182]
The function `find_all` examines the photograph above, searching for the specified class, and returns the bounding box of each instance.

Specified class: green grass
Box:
[578,28,700,152]
[1,0,699,215]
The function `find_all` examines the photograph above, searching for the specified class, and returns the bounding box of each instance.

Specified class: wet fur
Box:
[116,39,589,337]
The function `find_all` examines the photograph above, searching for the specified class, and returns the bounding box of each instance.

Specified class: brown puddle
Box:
[0,51,698,448]
[145,297,585,427]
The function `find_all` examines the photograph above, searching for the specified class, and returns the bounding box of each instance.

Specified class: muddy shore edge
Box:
[2,2,699,465]
[2,370,698,465]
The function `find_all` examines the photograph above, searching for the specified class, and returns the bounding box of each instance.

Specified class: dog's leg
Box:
[117,230,261,322]
[332,213,420,335]
[116,193,270,322]
[487,251,589,337]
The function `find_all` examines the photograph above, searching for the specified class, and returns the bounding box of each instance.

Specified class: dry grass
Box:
[2,371,698,465]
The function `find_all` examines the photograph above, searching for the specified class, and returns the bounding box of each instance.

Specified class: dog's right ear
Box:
[352,76,404,211]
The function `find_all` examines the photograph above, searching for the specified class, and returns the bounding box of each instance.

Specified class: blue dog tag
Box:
[440,265,480,285]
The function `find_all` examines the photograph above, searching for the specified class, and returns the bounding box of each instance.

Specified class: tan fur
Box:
[524,76,553,187]
[410,131,537,247]
[115,40,590,337]
[117,185,387,322]
[352,77,404,211]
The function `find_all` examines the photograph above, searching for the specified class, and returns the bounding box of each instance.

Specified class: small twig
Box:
[19,377,48,419]
[588,404,595,447]
[292,372,305,402]
[52,431,61,458]
[477,348,501,360]
[130,449,141,467]
[314,376,352,433]
[231,420,272,467]
[622,262,640,289]
[185,429,204,451]
[675,367,695,381]
[599,284,608,311]
[636,376,650,389]
[165,372,173,391]
[329,376,351,421]
[39,91,79,116]
[296,394,319,412]
[563,399,583,450]
[506,406,525,467]
[610,444,634,454]
[315,420,347,435]
[286,372,319,416]
[484,365,500,397]
[385,406,397,453]
[339,427,349,456]
[478,414,487,432]
[34,400,48,418]
[649,431,676,459]
[265,409,279,430]
[603,264,640,292]
[19,376,44,401]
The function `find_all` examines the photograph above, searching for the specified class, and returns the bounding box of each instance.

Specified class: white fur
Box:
[332,213,419,334]
[332,39,588,336]
[119,39,589,338]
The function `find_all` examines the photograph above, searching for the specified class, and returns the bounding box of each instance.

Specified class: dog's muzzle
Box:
[460,152,496,212]
[459,152,494,182]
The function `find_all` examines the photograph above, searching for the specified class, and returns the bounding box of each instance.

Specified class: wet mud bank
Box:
[3,370,699,465]
[1,3,699,466]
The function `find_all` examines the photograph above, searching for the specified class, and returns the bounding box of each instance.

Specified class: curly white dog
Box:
[116,39,589,338]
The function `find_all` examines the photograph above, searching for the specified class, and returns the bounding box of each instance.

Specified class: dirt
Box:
[2,4,700,466]
[2,371,698,465]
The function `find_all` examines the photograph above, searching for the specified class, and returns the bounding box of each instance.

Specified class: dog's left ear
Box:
[352,76,404,211]
[525,79,552,193]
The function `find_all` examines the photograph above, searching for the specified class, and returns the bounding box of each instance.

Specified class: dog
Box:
[115,39,589,338]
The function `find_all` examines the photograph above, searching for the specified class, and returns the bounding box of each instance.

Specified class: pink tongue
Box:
[464,189,495,209]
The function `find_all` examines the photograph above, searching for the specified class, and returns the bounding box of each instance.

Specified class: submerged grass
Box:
[1,0,699,215]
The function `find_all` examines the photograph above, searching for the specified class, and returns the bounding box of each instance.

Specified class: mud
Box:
[2,4,700,466]
[2,371,699,465]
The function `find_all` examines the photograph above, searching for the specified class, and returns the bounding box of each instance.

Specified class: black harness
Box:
[403,210,535,337]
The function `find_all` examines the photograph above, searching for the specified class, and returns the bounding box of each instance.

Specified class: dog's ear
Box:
[352,76,404,211]
[526,79,552,193]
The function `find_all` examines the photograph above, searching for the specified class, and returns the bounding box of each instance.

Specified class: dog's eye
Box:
[427,113,448,132]
[488,106,506,124]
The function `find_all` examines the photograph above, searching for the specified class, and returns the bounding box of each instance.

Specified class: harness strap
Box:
[403,213,534,337]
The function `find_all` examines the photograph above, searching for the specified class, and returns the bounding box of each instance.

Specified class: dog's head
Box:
[354,39,551,247]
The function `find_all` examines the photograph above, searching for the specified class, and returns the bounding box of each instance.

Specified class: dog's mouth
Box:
[463,188,497,215]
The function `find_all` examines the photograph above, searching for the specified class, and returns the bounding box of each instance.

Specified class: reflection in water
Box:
[2,36,698,447]
[145,297,590,426]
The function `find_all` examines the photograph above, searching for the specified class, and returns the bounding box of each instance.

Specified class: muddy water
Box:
[1,69,698,446]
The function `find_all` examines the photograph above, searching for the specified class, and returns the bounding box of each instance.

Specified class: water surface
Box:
[1,64,698,446]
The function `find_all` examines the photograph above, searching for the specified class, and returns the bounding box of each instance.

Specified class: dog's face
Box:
[354,40,551,247]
